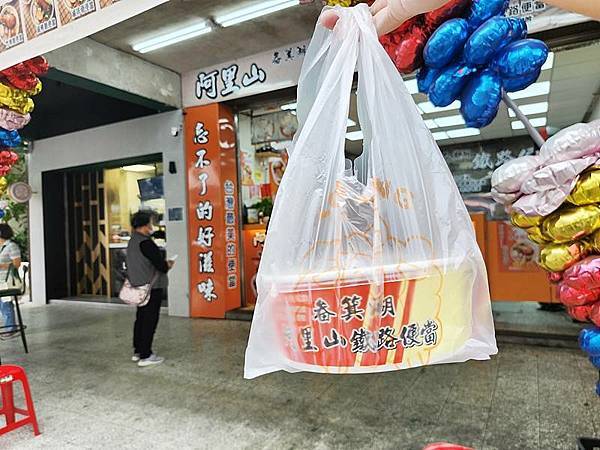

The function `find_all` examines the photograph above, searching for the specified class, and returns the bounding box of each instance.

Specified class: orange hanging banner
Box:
[185,103,241,318]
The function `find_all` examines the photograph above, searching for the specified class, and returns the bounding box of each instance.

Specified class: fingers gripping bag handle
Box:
[244,5,497,380]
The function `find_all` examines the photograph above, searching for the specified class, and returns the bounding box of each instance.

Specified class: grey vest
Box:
[126,232,167,289]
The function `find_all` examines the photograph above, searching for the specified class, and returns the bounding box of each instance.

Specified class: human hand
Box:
[321,0,451,36]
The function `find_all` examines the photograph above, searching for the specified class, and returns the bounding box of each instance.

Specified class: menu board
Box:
[0,0,166,71]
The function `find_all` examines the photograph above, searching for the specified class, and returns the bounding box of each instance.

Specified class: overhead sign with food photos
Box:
[0,0,166,71]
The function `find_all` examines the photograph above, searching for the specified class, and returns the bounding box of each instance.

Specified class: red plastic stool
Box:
[0,365,40,437]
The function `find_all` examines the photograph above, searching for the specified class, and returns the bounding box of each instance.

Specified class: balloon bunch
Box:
[0,56,48,182]
[416,0,549,128]
[492,121,600,394]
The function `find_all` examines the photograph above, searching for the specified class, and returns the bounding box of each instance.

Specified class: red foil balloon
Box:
[560,257,600,306]
[23,56,49,77]
[560,285,600,307]
[424,0,472,33]
[567,305,593,322]
[1,63,40,91]
[591,303,600,327]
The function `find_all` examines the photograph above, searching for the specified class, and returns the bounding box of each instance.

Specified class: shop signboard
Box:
[506,0,589,33]
[0,0,166,71]
[182,40,309,108]
[185,103,242,318]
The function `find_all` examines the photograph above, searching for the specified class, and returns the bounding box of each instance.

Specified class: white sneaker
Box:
[131,353,141,362]
[138,354,164,367]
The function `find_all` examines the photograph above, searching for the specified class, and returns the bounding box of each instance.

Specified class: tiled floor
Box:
[0,303,598,450]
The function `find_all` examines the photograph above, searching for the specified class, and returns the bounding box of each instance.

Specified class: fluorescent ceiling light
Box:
[508,101,549,117]
[447,128,480,138]
[418,101,461,115]
[280,102,297,111]
[216,0,299,27]
[541,52,554,71]
[132,22,212,53]
[512,117,547,130]
[404,79,419,95]
[424,119,437,129]
[432,131,449,141]
[122,164,155,173]
[507,81,551,100]
[346,130,364,141]
[434,115,465,128]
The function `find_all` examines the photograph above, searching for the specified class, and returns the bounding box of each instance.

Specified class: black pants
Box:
[133,289,162,359]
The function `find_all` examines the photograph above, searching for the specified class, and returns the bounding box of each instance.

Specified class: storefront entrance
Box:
[42,156,167,305]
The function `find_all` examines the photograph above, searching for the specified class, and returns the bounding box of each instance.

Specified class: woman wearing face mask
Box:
[321,0,600,35]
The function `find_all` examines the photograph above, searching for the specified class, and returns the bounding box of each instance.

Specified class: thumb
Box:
[319,10,340,30]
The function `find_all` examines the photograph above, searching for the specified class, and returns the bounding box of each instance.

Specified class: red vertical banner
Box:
[185,103,241,318]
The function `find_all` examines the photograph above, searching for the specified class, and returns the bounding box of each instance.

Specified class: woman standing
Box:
[127,211,173,367]
[0,224,21,339]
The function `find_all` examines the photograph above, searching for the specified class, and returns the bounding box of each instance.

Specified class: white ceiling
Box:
[92,0,321,73]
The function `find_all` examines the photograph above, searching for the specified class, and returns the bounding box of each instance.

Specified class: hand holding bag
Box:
[244,5,497,379]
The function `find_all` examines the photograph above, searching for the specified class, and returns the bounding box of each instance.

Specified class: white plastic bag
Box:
[244,5,497,379]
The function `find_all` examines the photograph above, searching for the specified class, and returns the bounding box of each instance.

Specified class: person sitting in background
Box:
[320,0,600,36]
[127,211,173,367]
[0,224,21,339]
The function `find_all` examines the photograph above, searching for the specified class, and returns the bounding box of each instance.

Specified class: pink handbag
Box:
[119,273,159,307]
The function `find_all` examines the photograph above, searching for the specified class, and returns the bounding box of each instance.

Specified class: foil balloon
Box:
[539,241,588,273]
[0,176,8,196]
[0,63,40,91]
[495,39,549,79]
[527,226,550,245]
[424,19,470,68]
[560,285,600,307]
[568,170,600,206]
[491,188,520,205]
[540,121,600,163]
[510,211,543,229]
[567,305,593,322]
[502,68,540,93]
[0,82,35,115]
[464,17,526,67]
[491,155,540,194]
[543,205,600,243]
[23,56,50,76]
[0,129,21,148]
[592,303,600,327]
[460,69,502,128]
[0,209,5,219]
[0,108,31,131]
[466,0,509,29]
[429,63,477,107]
[562,256,600,290]
[381,18,429,74]
[417,66,441,94]
[591,355,600,369]
[424,0,472,32]
[579,327,600,357]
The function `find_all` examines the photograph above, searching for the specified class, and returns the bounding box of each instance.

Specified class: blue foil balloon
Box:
[430,63,477,107]
[590,355,600,370]
[424,19,470,69]
[464,17,527,67]
[596,380,600,397]
[0,210,5,220]
[460,69,502,128]
[0,129,21,148]
[417,67,441,94]
[502,68,540,93]
[495,39,549,79]
[467,0,510,29]
[579,327,600,357]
